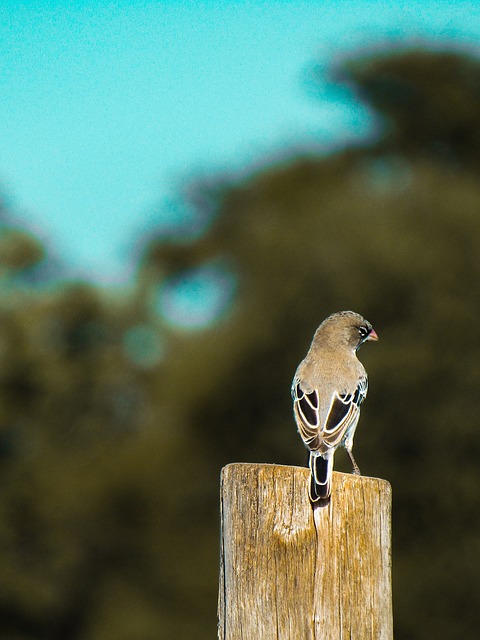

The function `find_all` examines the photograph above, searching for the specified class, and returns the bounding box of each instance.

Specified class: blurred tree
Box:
[0,223,217,639]
[333,46,480,168]
[2,43,480,640]
[0,228,44,273]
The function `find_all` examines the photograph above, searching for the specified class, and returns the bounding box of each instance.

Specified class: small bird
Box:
[291,311,378,502]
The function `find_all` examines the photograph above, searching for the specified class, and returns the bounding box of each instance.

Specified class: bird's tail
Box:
[309,451,334,502]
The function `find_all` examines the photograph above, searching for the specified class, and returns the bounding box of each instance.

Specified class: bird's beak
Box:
[367,328,379,341]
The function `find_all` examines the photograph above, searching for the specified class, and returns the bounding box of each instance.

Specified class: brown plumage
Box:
[292,311,378,502]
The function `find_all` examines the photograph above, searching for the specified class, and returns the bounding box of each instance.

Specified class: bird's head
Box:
[317,310,378,352]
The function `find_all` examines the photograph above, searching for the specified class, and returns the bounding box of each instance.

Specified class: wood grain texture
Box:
[218,463,393,640]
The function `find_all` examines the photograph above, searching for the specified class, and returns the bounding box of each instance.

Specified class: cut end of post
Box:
[221,461,391,505]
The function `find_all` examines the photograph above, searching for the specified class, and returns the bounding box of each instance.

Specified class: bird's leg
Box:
[346,448,361,475]
[344,435,361,475]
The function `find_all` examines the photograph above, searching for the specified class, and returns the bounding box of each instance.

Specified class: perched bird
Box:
[291,311,378,502]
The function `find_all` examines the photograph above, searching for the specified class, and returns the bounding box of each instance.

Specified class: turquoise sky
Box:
[1,1,479,284]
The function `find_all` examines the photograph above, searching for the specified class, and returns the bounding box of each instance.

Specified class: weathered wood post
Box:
[218,463,393,640]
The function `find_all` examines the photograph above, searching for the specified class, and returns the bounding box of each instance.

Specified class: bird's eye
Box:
[358,325,369,339]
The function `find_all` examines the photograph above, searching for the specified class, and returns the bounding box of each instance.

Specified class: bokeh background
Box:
[2,2,480,639]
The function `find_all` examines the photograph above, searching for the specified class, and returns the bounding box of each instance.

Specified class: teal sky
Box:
[1,1,479,283]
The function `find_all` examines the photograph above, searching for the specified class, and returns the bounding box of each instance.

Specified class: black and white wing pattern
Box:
[292,376,368,451]
[291,379,321,447]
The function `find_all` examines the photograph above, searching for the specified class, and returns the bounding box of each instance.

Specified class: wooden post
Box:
[218,463,393,640]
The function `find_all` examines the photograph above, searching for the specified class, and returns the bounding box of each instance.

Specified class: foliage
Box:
[2,44,480,639]
[334,46,480,167]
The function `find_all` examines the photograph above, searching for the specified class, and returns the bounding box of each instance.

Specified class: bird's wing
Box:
[292,376,368,450]
[292,378,321,446]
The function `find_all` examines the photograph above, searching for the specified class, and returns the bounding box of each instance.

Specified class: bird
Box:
[291,311,378,502]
